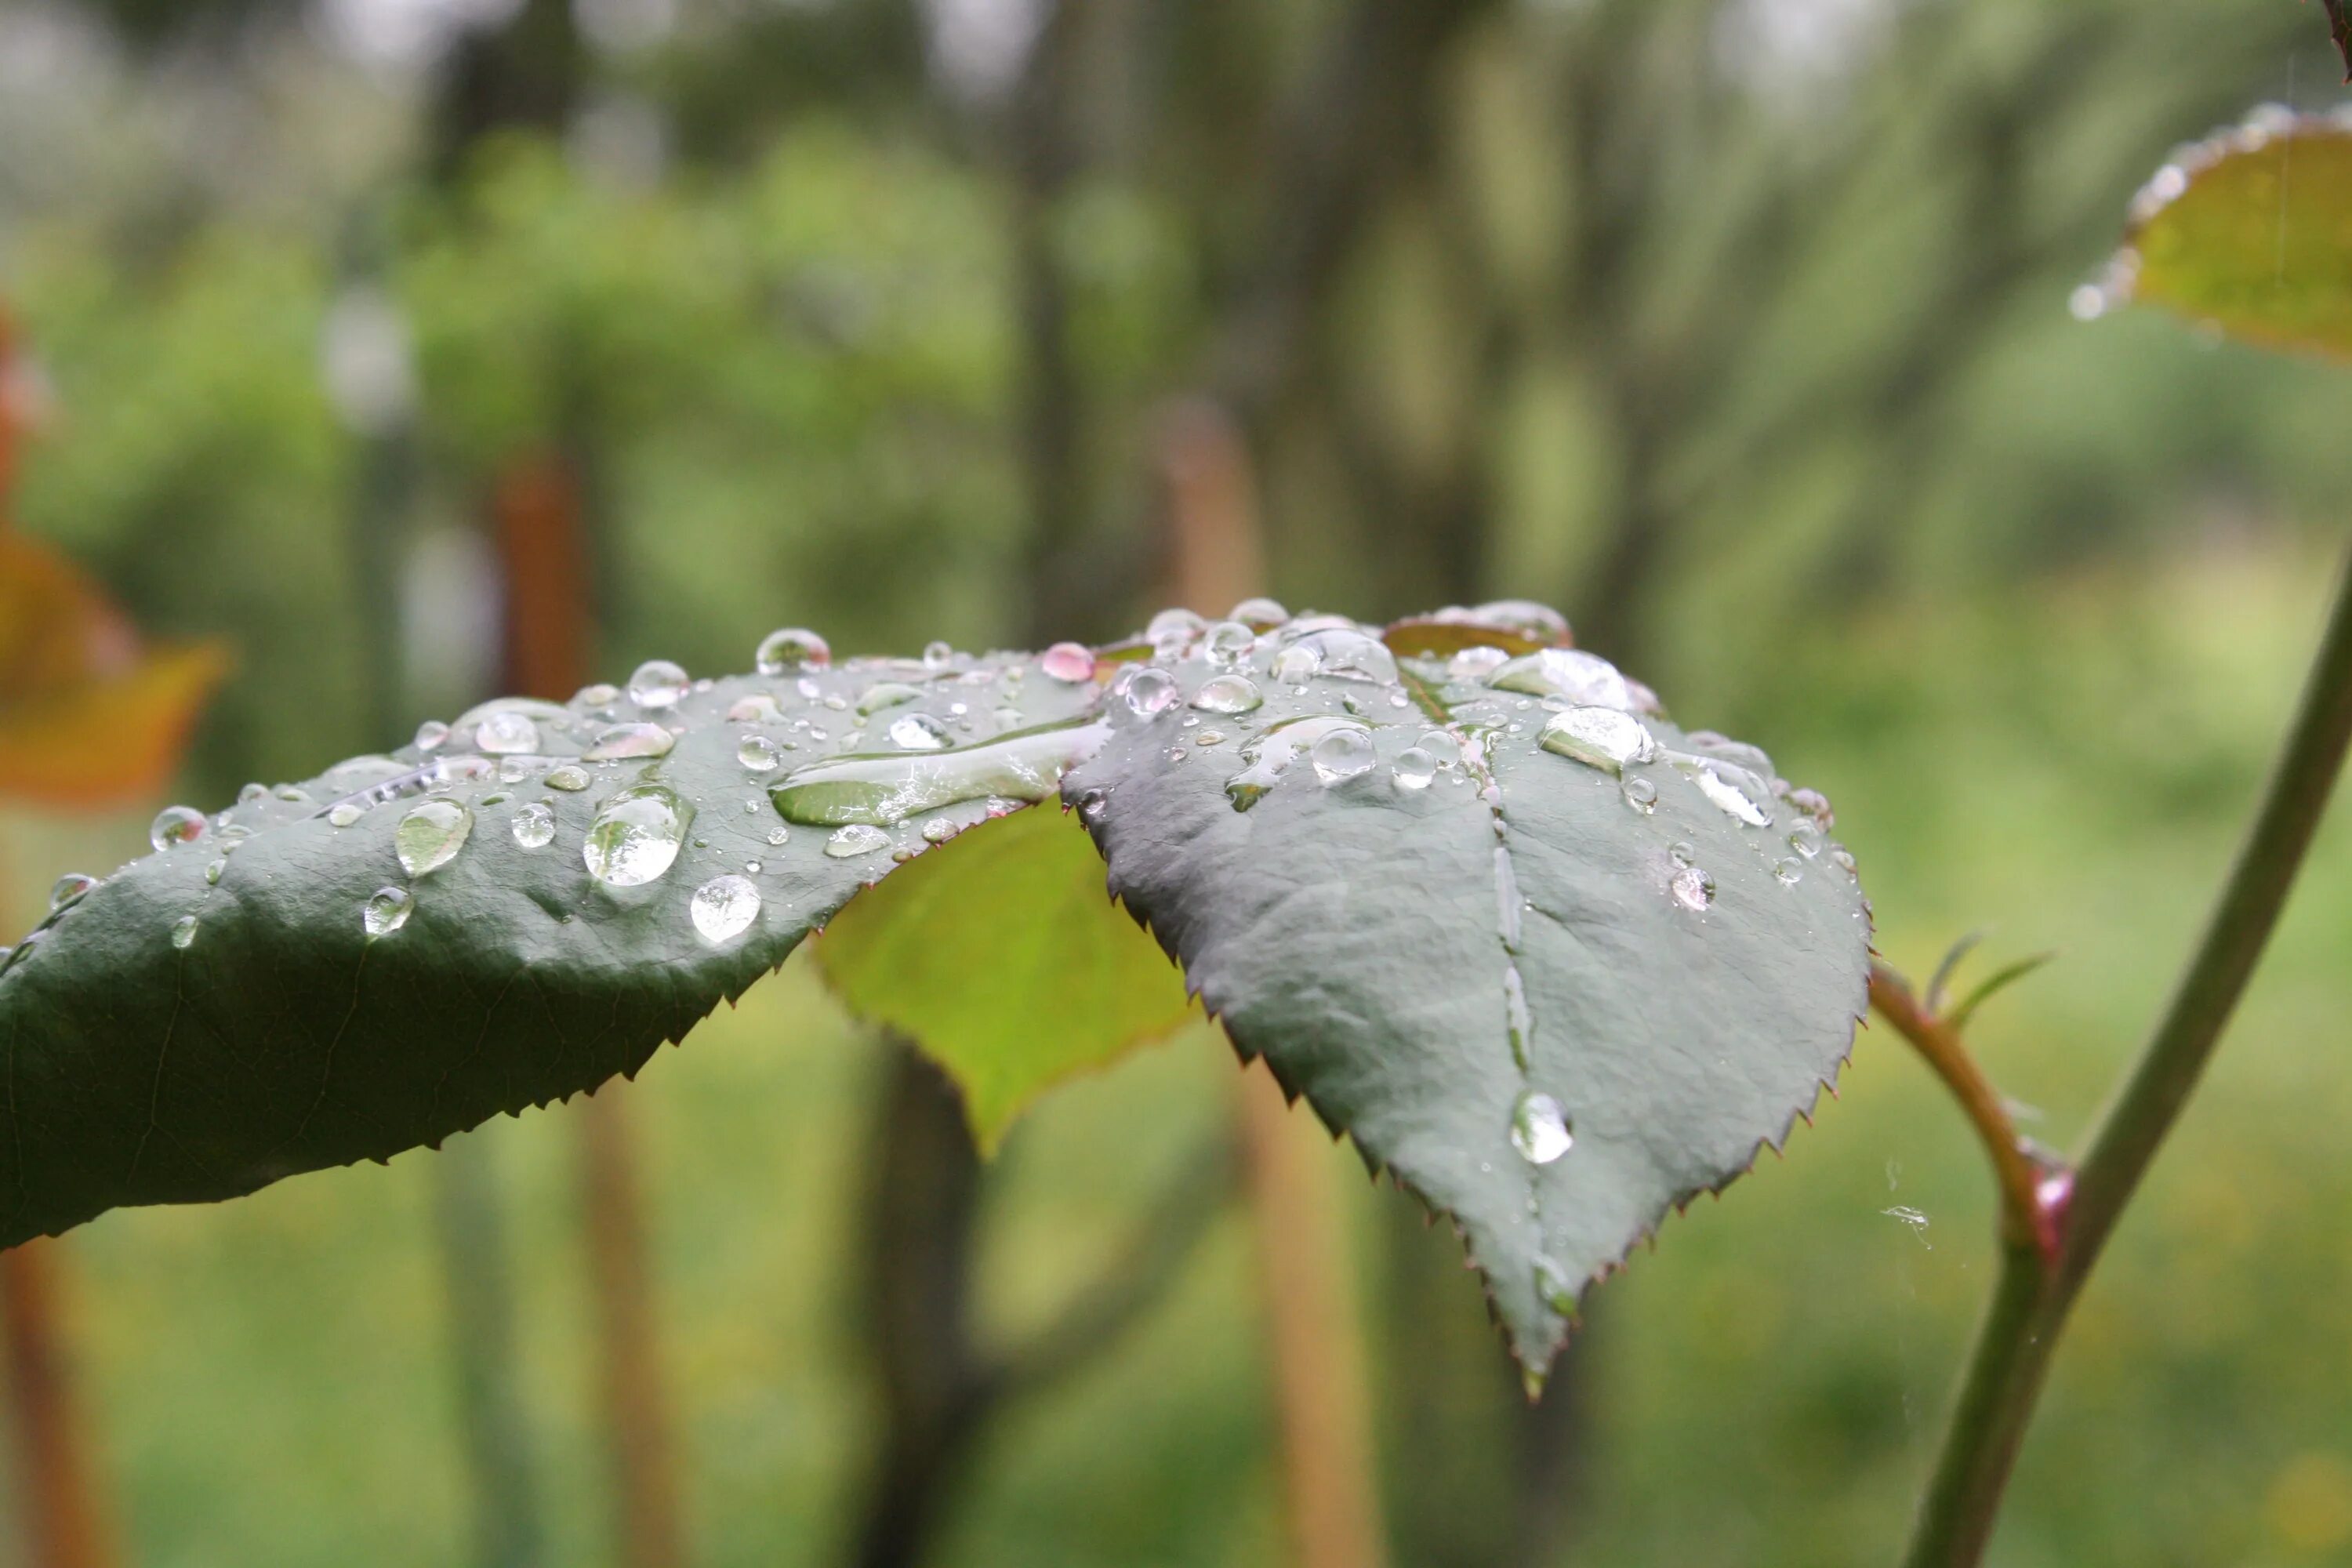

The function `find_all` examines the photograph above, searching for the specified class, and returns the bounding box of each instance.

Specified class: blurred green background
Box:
[4,0,2352,1563]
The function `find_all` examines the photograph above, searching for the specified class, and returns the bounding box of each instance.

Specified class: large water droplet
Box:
[1192,674,1263,715]
[690,874,761,943]
[628,659,688,710]
[1040,642,1095,682]
[1788,822,1824,858]
[1294,629,1397,685]
[170,914,198,949]
[771,719,1107,826]
[1229,596,1288,630]
[1686,760,1773,827]
[856,682,922,717]
[1311,728,1374,784]
[1669,864,1715,912]
[583,786,693,886]
[396,800,474,877]
[1539,707,1657,774]
[512,803,556,848]
[363,885,413,937]
[49,873,98,913]
[575,682,621,709]
[756,628,829,675]
[1467,600,1570,644]
[1392,747,1436,789]
[476,711,539,754]
[1269,644,1321,684]
[1119,668,1181,720]
[414,720,452,753]
[1510,1091,1573,1164]
[888,713,951,751]
[728,693,784,724]
[1489,648,1632,710]
[150,805,206,852]
[1203,621,1257,666]
[739,735,785,773]
[1146,607,1206,652]
[584,722,677,760]
[1534,1257,1577,1316]
[826,823,891,858]
[546,764,590,791]
[329,802,366,828]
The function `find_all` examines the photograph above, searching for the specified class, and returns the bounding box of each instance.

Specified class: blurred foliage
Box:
[3,0,2352,1563]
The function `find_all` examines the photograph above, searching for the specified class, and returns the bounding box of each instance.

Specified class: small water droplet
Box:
[1195,729,1225,746]
[1511,1091,1572,1164]
[415,720,450,752]
[574,682,621,708]
[583,786,693,886]
[1830,847,1858,875]
[170,915,198,950]
[1192,674,1263,715]
[1310,728,1374,784]
[512,803,556,848]
[1040,641,1096,682]
[690,874,761,943]
[1621,776,1657,813]
[150,805,207,852]
[756,628,830,675]
[1788,822,1824,858]
[1203,621,1257,666]
[888,713,952,750]
[1773,858,1803,885]
[204,858,226,885]
[546,764,591,791]
[1391,747,1436,789]
[584,722,676,760]
[739,735,785,773]
[1229,596,1287,629]
[1669,864,1715,912]
[364,885,414,937]
[920,818,958,844]
[1534,1257,1577,1316]
[766,828,789,846]
[628,659,688,709]
[476,711,539,754]
[1539,707,1657,774]
[826,823,891,858]
[328,802,366,828]
[496,757,539,785]
[920,640,956,672]
[1145,607,1206,652]
[396,800,474,876]
[1120,668,1181,720]
[277,786,313,804]
[729,694,783,724]
[49,873,98,913]
[238,782,268,804]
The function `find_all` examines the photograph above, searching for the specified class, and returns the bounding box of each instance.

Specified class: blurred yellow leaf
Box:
[2118,110,2352,359]
[0,529,228,810]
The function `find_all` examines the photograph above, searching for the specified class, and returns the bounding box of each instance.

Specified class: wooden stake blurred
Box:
[492,452,685,1568]
[1156,399,1389,1568]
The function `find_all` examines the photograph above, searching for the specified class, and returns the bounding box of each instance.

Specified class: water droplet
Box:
[1203,621,1257,666]
[756,628,830,675]
[1447,646,1509,681]
[512,803,556,848]
[1229,596,1287,629]
[1686,760,1773,827]
[1192,673,1263,715]
[1489,648,1632,710]
[728,694,782,724]
[852,683,920,719]
[1120,668,1181,720]
[628,659,688,709]
[1539,707,1657,774]
[238,782,268,804]
[328,802,366,828]
[888,713,951,751]
[1621,776,1657,813]
[1040,642,1095,682]
[1469,599,1571,643]
[575,682,621,708]
[1391,747,1436,789]
[150,805,207,852]
[497,757,539,784]
[396,800,474,877]
[739,735,785,773]
[1510,1091,1573,1164]
[49,873,98,913]
[1669,864,1715,912]
[277,786,314,804]
[1830,847,1858,875]
[772,718,1108,826]
[1534,1257,1577,1316]
[1788,822,1824,858]
[1270,644,1320,684]
[415,720,450,752]
[1294,629,1396,684]
[690,874,761,943]
[546,764,591,791]
[583,786,693,886]
[1146,607,1206,652]
[364,885,414,937]
[170,915,198,949]
[1669,840,1695,865]
[1224,717,1370,809]
[584,722,676,760]
[916,640,954,673]
[1195,729,1225,746]
[476,711,539,754]
[204,859,226,885]
[1310,728,1374,784]
[826,823,891,858]
[766,828,789,846]
[920,818,958,844]
[1773,858,1803,885]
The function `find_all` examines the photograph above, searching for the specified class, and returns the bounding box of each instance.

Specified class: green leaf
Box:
[0,645,1102,1246]
[1062,625,1871,1372]
[2111,109,2352,359]
[815,801,1197,1152]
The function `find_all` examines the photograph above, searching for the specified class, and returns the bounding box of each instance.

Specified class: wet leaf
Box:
[1063,626,1871,1372]
[0,529,229,808]
[816,803,1197,1152]
[0,649,1099,1244]
[2111,109,2352,359]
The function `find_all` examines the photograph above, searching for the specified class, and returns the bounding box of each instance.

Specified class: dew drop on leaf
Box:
[1229,596,1287,629]
[583,786,692,887]
[688,874,760,944]
[150,805,206,853]
[546,764,590,791]
[1686,760,1774,828]
[1309,728,1374,784]
[627,659,688,710]
[396,800,474,877]
[1510,1091,1573,1165]
[1621,776,1657,813]
[1040,641,1095,682]
[49,873,98,913]
[888,713,951,751]
[328,802,365,828]
[1120,668,1181,720]
[739,735,784,773]
[825,824,891,858]
[1391,746,1436,790]
[363,885,413,937]
[169,915,198,950]
[584,722,676,761]
[475,711,539,754]
[414,720,449,752]
[1669,864,1715,912]
[1203,621,1257,666]
[1490,648,1632,710]
[756,628,829,675]
[511,803,556,849]
[1192,674,1263,715]
[574,682,621,708]
[1539,707,1657,775]
[1788,822,1824,858]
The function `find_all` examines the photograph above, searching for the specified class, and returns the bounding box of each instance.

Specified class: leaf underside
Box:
[0,607,1871,1375]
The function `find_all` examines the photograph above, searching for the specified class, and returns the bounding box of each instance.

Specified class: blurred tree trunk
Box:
[0,1242,118,1568]
[432,1136,549,1568]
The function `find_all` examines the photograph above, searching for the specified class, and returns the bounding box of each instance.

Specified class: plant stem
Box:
[1901,539,2352,1567]
[1866,964,2043,1250]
